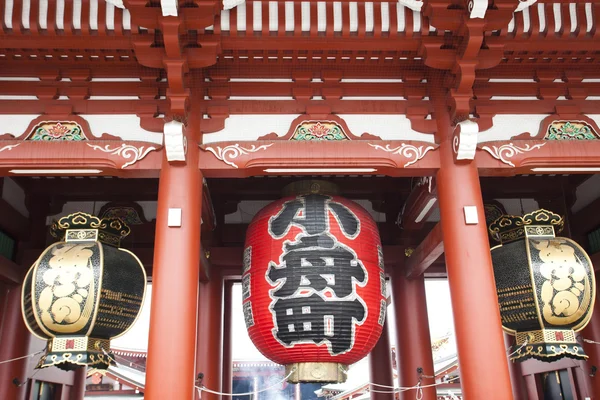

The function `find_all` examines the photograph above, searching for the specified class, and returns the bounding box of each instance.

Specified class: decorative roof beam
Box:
[404,222,444,278]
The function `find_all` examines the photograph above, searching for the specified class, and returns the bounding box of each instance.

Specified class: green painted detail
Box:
[28,123,86,141]
[0,230,15,260]
[292,122,349,141]
[546,121,597,140]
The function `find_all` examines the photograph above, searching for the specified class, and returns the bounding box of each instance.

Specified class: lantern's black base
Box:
[510,343,587,363]
[37,350,115,371]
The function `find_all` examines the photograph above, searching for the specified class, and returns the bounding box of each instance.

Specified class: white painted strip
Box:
[285,1,294,31]
[22,0,30,30]
[553,3,561,33]
[538,3,546,33]
[490,96,539,100]
[269,2,278,31]
[586,96,600,100]
[230,78,294,82]
[333,2,342,32]
[569,3,577,32]
[341,78,403,83]
[0,77,41,81]
[73,0,82,30]
[381,2,389,32]
[55,0,67,31]
[0,95,38,100]
[342,96,405,100]
[4,0,13,29]
[397,4,405,32]
[229,96,295,100]
[489,78,536,82]
[582,78,600,83]
[317,2,326,32]
[349,2,358,32]
[253,1,261,31]
[237,2,246,32]
[522,6,530,33]
[39,0,48,29]
[106,2,115,30]
[91,77,142,82]
[301,2,310,32]
[507,14,515,33]
[221,9,230,31]
[123,8,131,30]
[413,10,420,32]
[586,3,593,33]
[90,0,98,30]
[365,2,374,32]
[88,96,140,100]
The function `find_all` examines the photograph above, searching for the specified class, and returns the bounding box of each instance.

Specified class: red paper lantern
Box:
[243,187,385,383]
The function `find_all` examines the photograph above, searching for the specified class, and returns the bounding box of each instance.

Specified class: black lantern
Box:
[489,209,596,362]
[21,212,147,370]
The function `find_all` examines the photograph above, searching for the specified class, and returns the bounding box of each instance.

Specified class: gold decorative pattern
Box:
[51,212,131,246]
[368,143,436,167]
[86,143,157,169]
[481,142,546,167]
[204,143,274,168]
[510,344,586,361]
[515,329,576,345]
[489,209,564,243]
[531,239,593,326]
[36,243,97,334]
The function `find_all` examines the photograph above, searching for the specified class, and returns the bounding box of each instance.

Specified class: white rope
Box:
[584,338,600,345]
[365,376,461,394]
[415,381,423,400]
[196,368,296,397]
[0,350,44,365]
[507,339,528,357]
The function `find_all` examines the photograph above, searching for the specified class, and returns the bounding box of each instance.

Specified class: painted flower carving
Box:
[46,123,71,138]
[308,122,330,138]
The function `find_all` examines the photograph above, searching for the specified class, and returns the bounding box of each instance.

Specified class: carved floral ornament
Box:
[292,121,349,141]
[481,142,546,167]
[26,121,87,141]
[367,143,436,167]
[545,121,599,141]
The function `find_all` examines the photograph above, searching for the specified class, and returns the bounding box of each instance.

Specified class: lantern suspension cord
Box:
[367,376,461,394]
[195,367,296,397]
[0,350,44,365]
[583,338,600,345]
[507,338,529,357]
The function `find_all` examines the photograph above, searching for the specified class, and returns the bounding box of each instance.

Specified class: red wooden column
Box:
[582,270,600,398]
[435,105,513,399]
[369,318,394,400]
[196,274,224,400]
[145,117,203,400]
[504,334,526,400]
[70,366,87,400]
[391,270,436,400]
[0,285,31,400]
[222,280,234,396]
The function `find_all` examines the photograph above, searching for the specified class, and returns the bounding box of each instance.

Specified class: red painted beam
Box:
[0,256,22,284]
[404,222,444,278]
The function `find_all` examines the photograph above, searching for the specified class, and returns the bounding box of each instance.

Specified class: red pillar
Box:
[222,281,233,396]
[369,318,394,400]
[504,334,526,400]
[391,271,436,400]
[0,285,31,400]
[196,275,224,400]
[145,117,203,400]
[435,104,513,399]
[70,366,87,400]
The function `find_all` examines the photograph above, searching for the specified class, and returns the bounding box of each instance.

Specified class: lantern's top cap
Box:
[488,209,564,244]
[282,180,340,197]
[50,212,131,247]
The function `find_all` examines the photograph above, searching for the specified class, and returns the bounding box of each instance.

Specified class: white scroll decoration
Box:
[481,142,546,167]
[204,143,274,168]
[87,143,157,168]
[368,143,436,167]
[161,0,179,16]
[468,0,487,18]
[453,120,479,161]
[398,0,423,11]
[0,144,21,153]
[516,0,538,12]
[164,121,186,162]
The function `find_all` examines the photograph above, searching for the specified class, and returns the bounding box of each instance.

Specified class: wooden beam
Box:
[0,256,22,284]
[593,252,600,272]
[405,222,444,278]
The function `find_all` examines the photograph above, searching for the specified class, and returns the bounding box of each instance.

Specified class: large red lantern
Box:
[243,182,385,383]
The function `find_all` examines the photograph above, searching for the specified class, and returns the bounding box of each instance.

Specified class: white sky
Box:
[113,279,456,361]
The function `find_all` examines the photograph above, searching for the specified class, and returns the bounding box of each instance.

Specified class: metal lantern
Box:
[21,212,147,370]
[243,182,385,383]
[489,209,596,362]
